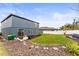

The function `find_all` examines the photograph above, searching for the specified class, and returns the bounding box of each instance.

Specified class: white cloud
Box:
[52,13,64,20]
[52,10,79,21]
[33,8,42,12]
[50,10,79,28]
[34,10,79,28]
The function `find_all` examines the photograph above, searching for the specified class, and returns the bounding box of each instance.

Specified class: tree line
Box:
[60,19,79,30]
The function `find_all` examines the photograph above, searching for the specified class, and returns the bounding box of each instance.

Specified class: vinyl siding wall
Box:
[1,16,12,29]
[1,16,39,39]
[12,16,39,28]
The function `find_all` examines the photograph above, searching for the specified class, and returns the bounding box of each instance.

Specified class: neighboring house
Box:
[1,14,40,39]
[40,27,58,34]
[40,27,57,31]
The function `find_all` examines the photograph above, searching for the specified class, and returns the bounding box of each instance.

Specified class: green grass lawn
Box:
[0,42,9,56]
[32,34,79,55]
[32,34,77,45]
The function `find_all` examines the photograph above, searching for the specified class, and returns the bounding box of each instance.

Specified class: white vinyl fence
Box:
[43,30,79,34]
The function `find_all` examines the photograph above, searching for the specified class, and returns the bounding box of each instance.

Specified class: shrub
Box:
[0,32,2,36]
[66,43,79,56]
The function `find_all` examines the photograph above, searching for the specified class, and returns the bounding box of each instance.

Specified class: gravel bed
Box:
[3,40,72,56]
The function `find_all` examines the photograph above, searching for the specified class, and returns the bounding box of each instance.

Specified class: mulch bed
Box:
[2,40,72,56]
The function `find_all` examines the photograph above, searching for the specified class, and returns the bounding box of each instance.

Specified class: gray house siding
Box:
[1,27,17,39]
[11,16,39,36]
[1,14,40,39]
[12,16,39,28]
[1,16,12,29]
[2,27,39,39]
[1,16,12,39]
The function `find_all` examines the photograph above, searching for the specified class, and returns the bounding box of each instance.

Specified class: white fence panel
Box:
[43,30,79,34]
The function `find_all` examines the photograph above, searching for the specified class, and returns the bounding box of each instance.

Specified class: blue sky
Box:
[0,3,79,28]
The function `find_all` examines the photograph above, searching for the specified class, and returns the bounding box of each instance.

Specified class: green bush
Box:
[68,44,79,55]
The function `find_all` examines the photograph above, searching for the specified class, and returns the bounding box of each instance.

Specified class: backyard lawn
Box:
[32,34,77,45]
[0,42,9,56]
[32,34,79,55]
[0,34,79,56]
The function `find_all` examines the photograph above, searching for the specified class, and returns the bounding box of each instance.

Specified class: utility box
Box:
[8,34,16,40]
